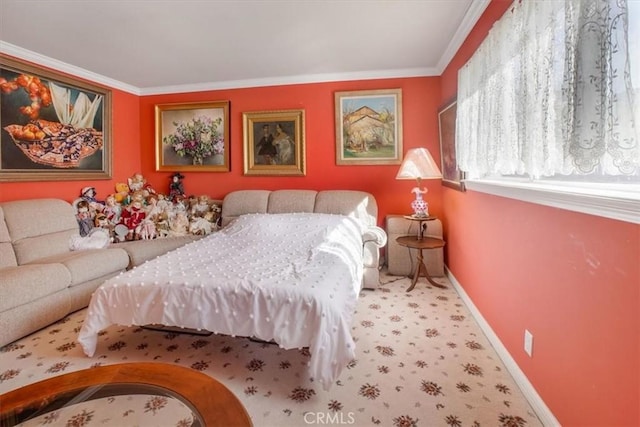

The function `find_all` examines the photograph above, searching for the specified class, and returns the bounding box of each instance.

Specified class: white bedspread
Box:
[78,213,365,389]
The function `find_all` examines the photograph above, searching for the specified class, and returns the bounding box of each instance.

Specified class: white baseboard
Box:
[446,267,561,427]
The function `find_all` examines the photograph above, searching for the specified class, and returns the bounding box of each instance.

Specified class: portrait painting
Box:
[243,109,305,176]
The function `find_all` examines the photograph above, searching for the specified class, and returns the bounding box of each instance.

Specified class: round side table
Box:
[395,235,446,292]
[402,215,436,239]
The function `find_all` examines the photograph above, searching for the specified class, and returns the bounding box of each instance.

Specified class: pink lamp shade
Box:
[396,148,442,217]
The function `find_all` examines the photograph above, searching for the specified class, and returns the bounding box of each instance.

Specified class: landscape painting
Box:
[334,89,402,165]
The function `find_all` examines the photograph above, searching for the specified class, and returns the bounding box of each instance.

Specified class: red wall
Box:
[138,77,443,225]
[440,1,640,426]
[1,74,443,226]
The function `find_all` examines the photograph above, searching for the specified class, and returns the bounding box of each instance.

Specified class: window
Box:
[456,0,639,224]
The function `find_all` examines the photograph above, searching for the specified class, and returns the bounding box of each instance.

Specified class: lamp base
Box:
[411,195,428,217]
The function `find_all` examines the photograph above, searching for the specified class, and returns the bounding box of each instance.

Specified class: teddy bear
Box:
[114,182,131,205]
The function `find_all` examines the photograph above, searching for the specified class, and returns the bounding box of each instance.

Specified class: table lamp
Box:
[395,148,442,217]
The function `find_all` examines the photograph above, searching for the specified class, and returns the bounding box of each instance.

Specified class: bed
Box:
[78,190,387,389]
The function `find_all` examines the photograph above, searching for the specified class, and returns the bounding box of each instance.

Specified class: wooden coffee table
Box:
[0,362,252,426]
[396,235,447,292]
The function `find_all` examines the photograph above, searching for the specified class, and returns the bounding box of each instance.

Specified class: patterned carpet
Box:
[0,271,542,427]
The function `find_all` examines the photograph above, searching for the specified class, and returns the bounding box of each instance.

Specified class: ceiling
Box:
[0,0,488,95]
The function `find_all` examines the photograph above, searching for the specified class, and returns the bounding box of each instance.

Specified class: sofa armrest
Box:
[361,226,386,290]
[362,226,387,248]
[362,226,387,272]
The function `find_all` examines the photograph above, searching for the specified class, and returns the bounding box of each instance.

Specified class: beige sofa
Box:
[0,198,197,347]
[0,190,385,347]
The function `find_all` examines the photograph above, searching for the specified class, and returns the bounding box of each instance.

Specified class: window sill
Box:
[464,179,640,224]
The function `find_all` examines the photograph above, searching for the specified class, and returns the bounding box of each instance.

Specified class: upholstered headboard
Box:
[221,189,378,227]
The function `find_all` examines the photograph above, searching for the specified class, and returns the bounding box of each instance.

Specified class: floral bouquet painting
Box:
[155,101,230,172]
[164,115,223,165]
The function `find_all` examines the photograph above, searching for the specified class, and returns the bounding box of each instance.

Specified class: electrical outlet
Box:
[524,329,533,357]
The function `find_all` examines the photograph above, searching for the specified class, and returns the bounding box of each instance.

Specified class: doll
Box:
[154,211,171,238]
[102,194,122,225]
[169,210,189,236]
[189,215,213,235]
[75,199,94,237]
[128,172,146,193]
[79,186,103,218]
[209,203,222,229]
[138,217,157,240]
[191,194,211,217]
[144,193,163,221]
[187,195,198,213]
[94,212,115,242]
[119,199,146,240]
[169,172,185,202]
[80,186,99,204]
[156,193,171,211]
[128,172,155,198]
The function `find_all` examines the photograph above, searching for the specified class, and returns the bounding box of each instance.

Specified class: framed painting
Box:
[242,109,305,176]
[155,101,230,172]
[438,99,465,191]
[334,88,402,165]
[0,55,112,182]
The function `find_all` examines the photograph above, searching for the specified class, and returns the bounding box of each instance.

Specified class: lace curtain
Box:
[456,0,639,179]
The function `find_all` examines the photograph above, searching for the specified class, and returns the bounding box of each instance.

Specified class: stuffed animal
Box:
[114,182,130,205]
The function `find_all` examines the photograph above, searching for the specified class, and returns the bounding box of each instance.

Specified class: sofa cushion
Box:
[314,190,378,227]
[0,263,71,312]
[31,247,130,287]
[267,190,317,213]
[221,190,271,226]
[0,206,18,268]
[112,235,201,268]
[12,229,79,265]
[1,199,79,265]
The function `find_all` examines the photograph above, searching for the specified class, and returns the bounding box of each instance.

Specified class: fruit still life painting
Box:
[1,60,107,173]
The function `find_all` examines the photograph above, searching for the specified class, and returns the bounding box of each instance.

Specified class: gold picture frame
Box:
[243,109,305,176]
[334,88,402,165]
[155,101,230,172]
[0,55,112,182]
[438,99,465,191]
